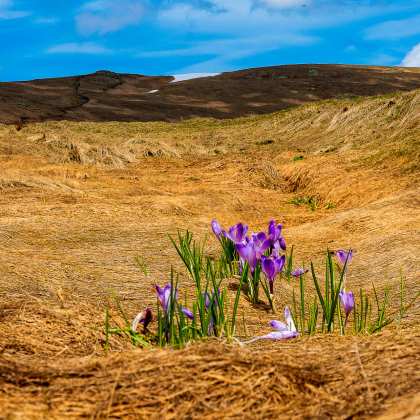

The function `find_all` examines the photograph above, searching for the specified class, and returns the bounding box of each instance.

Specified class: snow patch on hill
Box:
[170,73,220,83]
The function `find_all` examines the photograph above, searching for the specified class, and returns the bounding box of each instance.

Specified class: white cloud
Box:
[35,17,60,24]
[76,0,145,36]
[156,0,402,38]
[138,33,318,58]
[0,0,31,19]
[46,42,112,54]
[401,44,420,67]
[346,45,356,52]
[254,0,311,10]
[365,14,420,40]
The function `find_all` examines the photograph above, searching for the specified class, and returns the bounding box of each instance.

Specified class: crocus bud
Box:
[339,290,354,326]
[211,220,222,241]
[132,308,153,331]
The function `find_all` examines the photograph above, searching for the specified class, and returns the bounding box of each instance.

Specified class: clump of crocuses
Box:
[153,284,191,321]
[212,219,288,308]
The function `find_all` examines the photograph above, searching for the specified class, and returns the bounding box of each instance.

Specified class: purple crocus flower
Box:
[236,241,257,272]
[260,255,286,295]
[211,220,222,241]
[153,284,192,322]
[203,290,220,310]
[339,290,354,327]
[132,308,153,331]
[335,249,353,269]
[221,222,248,244]
[251,232,272,259]
[153,284,177,316]
[268,220,286,250]
[290,269,309,277]
[244,307,298,343]
[334,249,353,290]
[206,290,221,335]
[268,219,282,243]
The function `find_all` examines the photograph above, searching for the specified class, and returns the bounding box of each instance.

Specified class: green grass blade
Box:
[310,261,325,311]
[110,287,131,330]
[105,307,109,355]
[242,312,248,342]
[134,255,148,278]
[231,261,247,336]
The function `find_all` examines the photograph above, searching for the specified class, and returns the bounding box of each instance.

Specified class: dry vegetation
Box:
[1,88,420,419]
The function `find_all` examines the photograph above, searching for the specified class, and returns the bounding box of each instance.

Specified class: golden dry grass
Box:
[1,88,420,419]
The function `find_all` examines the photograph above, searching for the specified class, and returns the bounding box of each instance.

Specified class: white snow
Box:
[170,73,220,83]
[142,73,220,94]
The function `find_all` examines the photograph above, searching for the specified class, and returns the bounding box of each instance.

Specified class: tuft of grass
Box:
[325,200,336,210]
[287,196,309,205]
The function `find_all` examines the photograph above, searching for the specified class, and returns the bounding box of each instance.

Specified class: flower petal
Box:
[290,268,309,277]
[279,237,286,251]
[256,231,267,242]
[261,256,276,281]
[132,311,145,332]
[142,308,153,327]
[272,241,280,257]
[276,255,286,274]
[236,242,250,261]
[284,307,296,332]
[270,320,288,332]
[259,237,272,256]
[221,229,230,241]
[211,220,222,241]
[152,284,164,300]
[268,219,276,237]
[244,331,297,343]
[181,307,194,320]
[208,315,214,336]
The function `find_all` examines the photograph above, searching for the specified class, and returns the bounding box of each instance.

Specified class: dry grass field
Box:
[1,87,420,419]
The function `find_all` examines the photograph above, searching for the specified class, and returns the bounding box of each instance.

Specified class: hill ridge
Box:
[1,63,420,125]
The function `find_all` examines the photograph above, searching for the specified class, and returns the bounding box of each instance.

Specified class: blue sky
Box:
[1,0,420,81]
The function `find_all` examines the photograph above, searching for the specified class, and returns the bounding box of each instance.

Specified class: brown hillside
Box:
[1,88,420,418]
[2,64,420,124]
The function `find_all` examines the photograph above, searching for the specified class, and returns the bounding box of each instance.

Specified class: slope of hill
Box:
[1,86,420,419]
[2,64,420,124]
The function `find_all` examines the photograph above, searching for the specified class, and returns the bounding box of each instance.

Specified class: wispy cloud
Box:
[401,43,420,67]
[254,0,311,10]
[75,0,146,36]
[0,0,31,20]
[137,33,318,58]
[35,17,60,25]
[46,42,113,54]
[365,14,420,40]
